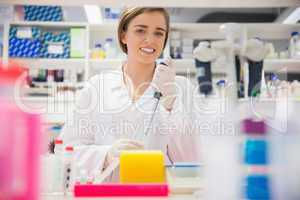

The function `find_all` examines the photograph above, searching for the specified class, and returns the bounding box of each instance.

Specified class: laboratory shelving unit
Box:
[1,0,299,8]
[0,0,300,124]
[4,22,300,73]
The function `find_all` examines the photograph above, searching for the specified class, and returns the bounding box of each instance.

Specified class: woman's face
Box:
[121,11,167,65]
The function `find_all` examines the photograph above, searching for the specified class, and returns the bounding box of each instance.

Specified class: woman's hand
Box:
[104,139,144,169]
[152,58,176,111]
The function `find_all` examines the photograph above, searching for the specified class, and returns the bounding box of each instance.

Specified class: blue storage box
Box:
[10,26,41,39]
[245,175,270,200]
[40,31,70,58]
[244,139,268,165]
[24,5,63,21]
[9,26,42,58]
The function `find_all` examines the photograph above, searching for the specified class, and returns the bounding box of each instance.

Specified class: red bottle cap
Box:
[55,139,63,144]
[0,61,26,84]
[65,146,74,151]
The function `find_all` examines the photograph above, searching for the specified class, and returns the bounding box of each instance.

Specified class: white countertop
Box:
[41,193,200,200]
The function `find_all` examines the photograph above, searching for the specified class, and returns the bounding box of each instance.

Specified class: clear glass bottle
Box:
[104,38,116,59]
[63,146,74,194]
[289,32,299,59]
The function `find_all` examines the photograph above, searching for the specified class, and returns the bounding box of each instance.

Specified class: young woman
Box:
[59,7,201,181]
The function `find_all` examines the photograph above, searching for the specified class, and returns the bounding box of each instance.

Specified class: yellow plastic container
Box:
[120,150,166,183]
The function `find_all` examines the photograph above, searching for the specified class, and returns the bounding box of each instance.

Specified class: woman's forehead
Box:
[128,12,167,30]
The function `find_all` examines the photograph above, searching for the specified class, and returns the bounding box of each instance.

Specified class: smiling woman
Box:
[58,7,202,183]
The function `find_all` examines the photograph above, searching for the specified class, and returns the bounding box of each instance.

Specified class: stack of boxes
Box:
[9,26,71,59]
[9,27,86,59]
[9,26,42,58]
[40,31,70,58]
[9,6,87,59]
[241,119,271,200]
[23,6,63,22]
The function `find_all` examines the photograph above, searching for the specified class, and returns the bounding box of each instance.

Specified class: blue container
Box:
[40,31,70,58]
[24,5,63,21]
[245,175,270,200]
[244,139,268,165]
[9,26,42,58]
[10,26,41,39]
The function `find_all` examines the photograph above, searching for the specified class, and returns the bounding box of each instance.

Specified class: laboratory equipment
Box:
[40,154,64,194]
[119,150,166,183]
[91,43,105,59]
[104,38,117,59]
[63,146,74,193]
[0,64,41,200]
[54,139,63,155]
[289,31,300,59]
[74,183,169,197]
[241,119,271,200]
[166,163,202,194]
[170,31,182,59]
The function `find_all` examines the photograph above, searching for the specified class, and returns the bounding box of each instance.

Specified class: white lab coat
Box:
[59,66,202,181]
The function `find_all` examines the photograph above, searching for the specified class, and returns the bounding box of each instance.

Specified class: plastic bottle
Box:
[47,70,54,83]
[216,79,226,98]
[289,32,300,59]
[54,139,63,155]
[41,154,64,194]
[104,38,116,59]
[0,65,41,200]
[63,146,74,194]
[104,8,111,19]
[91,43,105,59]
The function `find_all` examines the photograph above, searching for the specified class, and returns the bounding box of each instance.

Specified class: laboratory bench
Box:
[41,194,201,200]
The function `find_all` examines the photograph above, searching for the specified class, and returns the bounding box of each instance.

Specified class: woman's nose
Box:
[144,33,155,44]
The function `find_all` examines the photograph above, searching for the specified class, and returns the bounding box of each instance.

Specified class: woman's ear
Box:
[121,31,127,45]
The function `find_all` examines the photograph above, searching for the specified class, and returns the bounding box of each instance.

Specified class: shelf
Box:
[88,58,300,74]
[89,59,123,71]
[171,23,300,40]
[88,59,198,74]
[10,21,87,28]
[264,59,300,73]
[10,58,300,73]
[174,58,300,74]
[1,0,299,8]
[88,23,300,40]
[11,58,86,70]
[31,81,85,88]
[89,22,118,32]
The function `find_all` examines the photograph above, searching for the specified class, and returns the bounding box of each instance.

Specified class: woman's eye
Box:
[155,32,164,37]
[136,29,145,34]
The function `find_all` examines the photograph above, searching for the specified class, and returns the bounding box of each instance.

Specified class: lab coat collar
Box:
[110,64,156,107]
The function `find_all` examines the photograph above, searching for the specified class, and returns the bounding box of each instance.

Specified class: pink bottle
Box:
[0,63,41,200]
